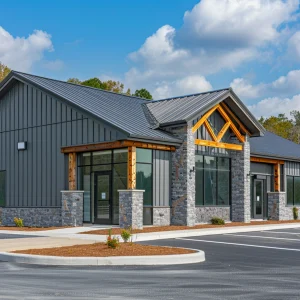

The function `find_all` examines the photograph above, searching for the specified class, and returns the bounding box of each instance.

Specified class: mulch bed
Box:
[0,226,71,231]
[82,220,300,236]
[13,243,196,257]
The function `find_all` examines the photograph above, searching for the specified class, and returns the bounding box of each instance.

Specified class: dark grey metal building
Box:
[0,71,299,228]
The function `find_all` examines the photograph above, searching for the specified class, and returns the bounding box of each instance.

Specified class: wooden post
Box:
[274,163,280,192]
[127,146,136,189]
[68,152,77,190]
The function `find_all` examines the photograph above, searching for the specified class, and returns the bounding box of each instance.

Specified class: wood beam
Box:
[61,140,176,153]
[194,139,243,151]
[274,163,281,192]
[204,120,218,142]
[192,104,219,133]
[220,102,251,136]
[68,152,77,190]
[216,122,231,142]
[217,105,245,143]
[250,157,284,165]
[127,146,136,189]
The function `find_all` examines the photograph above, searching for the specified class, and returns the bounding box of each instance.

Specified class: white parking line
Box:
[176,238,300,252]
[261,231,300,235]
[224,233,300,241]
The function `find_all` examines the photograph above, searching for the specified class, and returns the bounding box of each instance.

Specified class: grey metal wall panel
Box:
[250,162,273,175]
[0,81,126,208]
[285,161,300,176]
[153,150,170,207]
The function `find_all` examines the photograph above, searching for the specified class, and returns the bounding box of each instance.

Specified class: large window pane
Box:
[294,177,300,205]
[136,148,152,163]
[113,149,128,163]
[218,157,230,170]
[92,150,112,165]
[204,168,217,205]
[78,153,91,166]
[218,170,229,205]
[287,176,294,205]
[113,163,127,224]
[195,155,204,206]
[204,156,217,170]
[136,164,152,206]
[78,166,91,222]
[0,171,5,207]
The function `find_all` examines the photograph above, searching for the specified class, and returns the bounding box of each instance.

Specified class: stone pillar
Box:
[231,137,251,223]
[168,124,195,226]
[61,191,84,226]
[153,207,171,226]
[268,192,297,220]
[118,189,144,229]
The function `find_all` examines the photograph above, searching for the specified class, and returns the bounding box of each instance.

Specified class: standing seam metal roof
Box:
[3,71,181,144]
[145,89,230,125]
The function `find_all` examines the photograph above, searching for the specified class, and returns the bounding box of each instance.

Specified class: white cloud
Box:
[126,0,298,99]
[0,26,53,72]
[153,75,212,99]
[248,94,300,118]
[288,31,300,60]
[231,69,300,100]
[180,0,298,48]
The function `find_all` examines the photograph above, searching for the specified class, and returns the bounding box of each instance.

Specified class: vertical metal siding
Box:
[0,81,126,207]
[153,150,170,207]
[285,161,300,176]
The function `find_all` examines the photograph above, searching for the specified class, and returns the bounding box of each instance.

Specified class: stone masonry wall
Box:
[119,190,144,229]
[61,191,84,226]
[0,207,61,227]
[268,192,300,220]
[231,138,251,223]
[153,207,170,226]
[195,207,231,223]
[167,124,195,226]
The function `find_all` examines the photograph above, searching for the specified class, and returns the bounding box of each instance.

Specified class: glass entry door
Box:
[253,179,264,219]
[94,171,112,224]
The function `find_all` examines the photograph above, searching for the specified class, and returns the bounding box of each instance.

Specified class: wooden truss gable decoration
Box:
[192,103,248,151]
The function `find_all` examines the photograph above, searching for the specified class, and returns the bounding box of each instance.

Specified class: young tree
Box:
[0,63,11,82]
[133,88,153,100]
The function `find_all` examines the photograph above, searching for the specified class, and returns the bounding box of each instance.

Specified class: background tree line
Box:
[1,62,300,143]
[0,62,152,100]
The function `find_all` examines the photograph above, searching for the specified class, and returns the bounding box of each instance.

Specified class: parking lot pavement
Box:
[0,229,299,299]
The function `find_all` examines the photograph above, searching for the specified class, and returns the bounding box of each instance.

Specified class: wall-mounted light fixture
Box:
[17,142,27,151]
[190,166,195,173]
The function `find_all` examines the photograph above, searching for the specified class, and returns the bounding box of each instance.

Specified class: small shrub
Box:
[106,228,119,249]
[121,228,132,243]
[293,207,299,220]
[211,217,225,225]
[14,217,24,227]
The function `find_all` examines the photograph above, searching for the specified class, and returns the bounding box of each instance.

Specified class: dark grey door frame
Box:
[253,179,264,219]
[94,171,112,224]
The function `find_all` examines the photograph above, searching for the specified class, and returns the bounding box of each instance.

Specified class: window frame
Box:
[286,175,300,206]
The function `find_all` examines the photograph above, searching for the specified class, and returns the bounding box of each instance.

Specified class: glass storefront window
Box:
[136,148,152,163]
[114,149,128,163]
[286,176,300,205]
[136,163,152,206]
[195,155,230,206]
[92,151,112,165]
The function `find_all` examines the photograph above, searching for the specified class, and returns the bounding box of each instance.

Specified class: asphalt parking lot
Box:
[0,228,300,299]
[0,233,42,239]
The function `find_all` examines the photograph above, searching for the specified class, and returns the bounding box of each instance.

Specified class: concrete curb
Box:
[0,248,205,266]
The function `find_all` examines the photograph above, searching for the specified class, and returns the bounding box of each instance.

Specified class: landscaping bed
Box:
[12,243,196,257]
[0,226,71,231]
[82,220,300,235]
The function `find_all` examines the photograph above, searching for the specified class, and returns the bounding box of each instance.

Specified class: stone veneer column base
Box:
[0,207,61,227]
[268,192,300,220]
[195,207,231,223]
[153,207,170,226]
[61,191,84,227]
[118,189,144,229]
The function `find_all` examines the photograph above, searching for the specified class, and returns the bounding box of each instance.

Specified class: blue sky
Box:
[1,0,300,118]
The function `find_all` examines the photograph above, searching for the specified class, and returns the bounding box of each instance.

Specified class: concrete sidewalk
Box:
[1,223,300,244]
